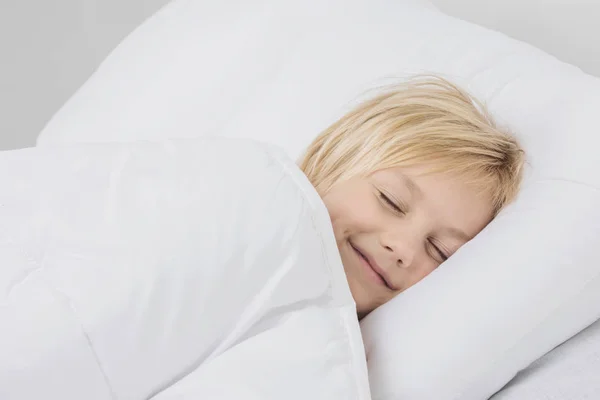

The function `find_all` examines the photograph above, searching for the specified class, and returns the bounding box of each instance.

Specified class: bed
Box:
[21,0,600,398]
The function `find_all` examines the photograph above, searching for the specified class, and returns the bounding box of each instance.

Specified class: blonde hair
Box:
[299,75,525,215]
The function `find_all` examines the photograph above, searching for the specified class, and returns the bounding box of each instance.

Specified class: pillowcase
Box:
[0,137,370,400]
[36,0,600,399]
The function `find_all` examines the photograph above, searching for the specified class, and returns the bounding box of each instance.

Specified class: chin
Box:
[346,280,373,317]
[354,298,371,320]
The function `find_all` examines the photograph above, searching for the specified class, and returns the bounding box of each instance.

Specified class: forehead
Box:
[370,167,494,239]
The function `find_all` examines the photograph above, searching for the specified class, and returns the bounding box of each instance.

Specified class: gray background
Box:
[1,0,599,150]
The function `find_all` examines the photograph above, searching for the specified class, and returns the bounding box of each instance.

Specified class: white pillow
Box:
[0,137,370,400]
[36,0,600,399]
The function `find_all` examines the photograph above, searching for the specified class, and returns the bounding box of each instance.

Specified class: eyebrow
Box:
[445,227,471,242]
[401,174,422,199]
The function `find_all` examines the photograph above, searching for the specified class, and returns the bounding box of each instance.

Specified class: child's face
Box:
[321,166,494,318]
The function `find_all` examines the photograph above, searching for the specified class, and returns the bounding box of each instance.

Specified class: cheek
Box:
[393,263,432,294]
[416,261,438,282]
[325,192,380,239]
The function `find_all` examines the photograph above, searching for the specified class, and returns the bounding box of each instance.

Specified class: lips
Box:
[350,241,394,290]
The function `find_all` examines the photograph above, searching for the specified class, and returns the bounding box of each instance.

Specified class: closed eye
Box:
[428,239,449,262]
[378,191,405,215]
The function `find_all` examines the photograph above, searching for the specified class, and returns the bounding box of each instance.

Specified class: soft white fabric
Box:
[0,138,371,400]
[492,318,600,400]
[35,0,600,399]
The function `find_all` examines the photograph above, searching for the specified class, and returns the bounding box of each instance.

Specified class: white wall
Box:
[1,0,599,150]
[429,0,600,77]
[0,0,170,151]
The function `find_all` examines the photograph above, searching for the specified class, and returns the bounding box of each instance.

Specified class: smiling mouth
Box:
[349,242,393,290]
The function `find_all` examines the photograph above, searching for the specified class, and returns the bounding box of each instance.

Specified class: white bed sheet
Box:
[493,318,600,399]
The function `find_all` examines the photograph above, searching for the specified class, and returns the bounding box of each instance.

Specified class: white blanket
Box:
[0,138,371,400]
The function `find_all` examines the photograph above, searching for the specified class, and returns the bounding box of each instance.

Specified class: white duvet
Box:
[0,138,371,400]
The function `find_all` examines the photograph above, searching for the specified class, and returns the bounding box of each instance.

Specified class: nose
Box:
[379,231,417,268]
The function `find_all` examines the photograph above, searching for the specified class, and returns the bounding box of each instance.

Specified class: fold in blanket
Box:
[0,137,371,400]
